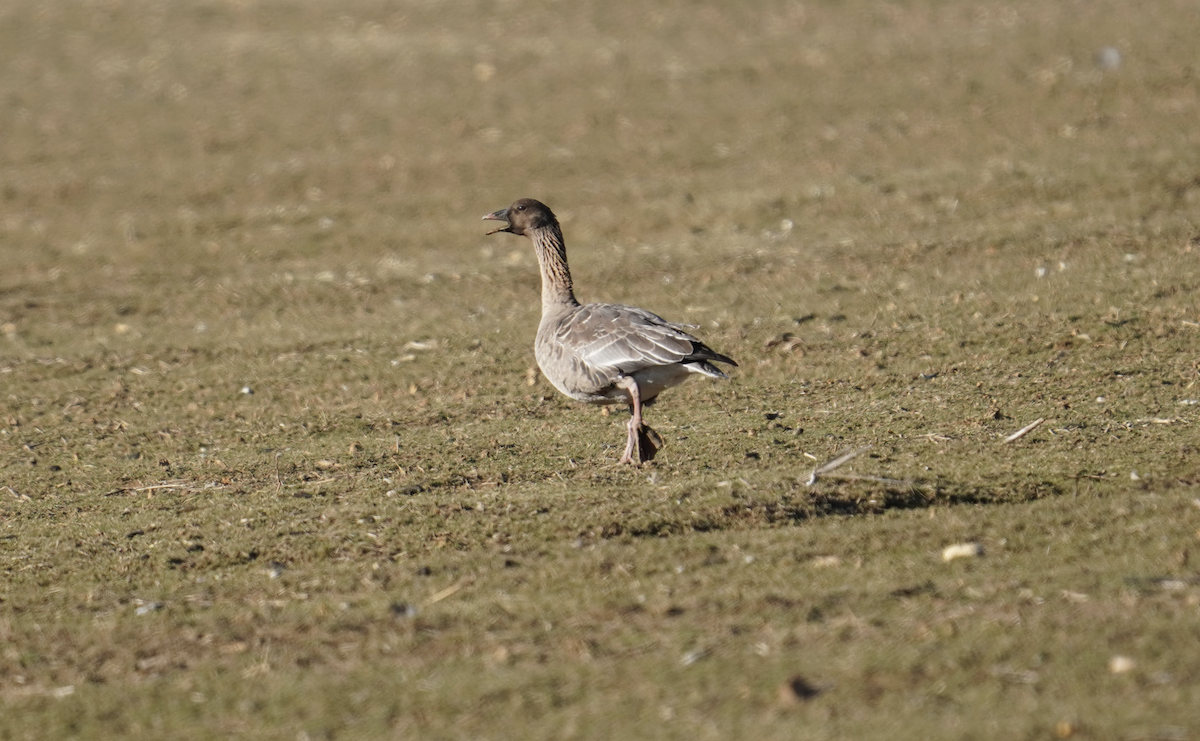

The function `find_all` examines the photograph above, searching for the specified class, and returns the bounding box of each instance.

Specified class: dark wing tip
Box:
[691,343,737,368]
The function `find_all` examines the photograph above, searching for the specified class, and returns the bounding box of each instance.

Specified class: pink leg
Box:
[615,376,642,465]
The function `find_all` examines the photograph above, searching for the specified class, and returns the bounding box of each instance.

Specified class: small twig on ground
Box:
[132,482,189,492]
[1003,418,1045,444]
[3,486,30,501]
[427,578,472,605]
[806,446,872,486]
[814,473,915,487]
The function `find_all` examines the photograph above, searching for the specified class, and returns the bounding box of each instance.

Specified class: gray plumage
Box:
[483,198,737,464]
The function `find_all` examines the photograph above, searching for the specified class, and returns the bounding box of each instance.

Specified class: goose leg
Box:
[614,376,663,464]
[615,376,641,464]
[620,416,638,464]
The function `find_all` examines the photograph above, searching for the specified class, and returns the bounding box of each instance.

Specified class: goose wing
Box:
[553,303,734,377]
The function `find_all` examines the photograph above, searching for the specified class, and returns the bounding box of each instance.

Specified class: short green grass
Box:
[2,0,1199,738]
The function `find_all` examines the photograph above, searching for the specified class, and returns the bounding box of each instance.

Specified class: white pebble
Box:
[681,649,708,666]
[1109,655,1136,674]
[942,542,984,562]
[1095,47,1122,70]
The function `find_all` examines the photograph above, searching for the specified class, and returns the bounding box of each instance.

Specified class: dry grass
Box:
[2,0,1199,738]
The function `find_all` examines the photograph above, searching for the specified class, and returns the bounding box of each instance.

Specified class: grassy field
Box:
[2,0,1199,738]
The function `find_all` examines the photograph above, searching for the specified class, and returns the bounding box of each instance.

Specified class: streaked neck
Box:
[530,225,579,309]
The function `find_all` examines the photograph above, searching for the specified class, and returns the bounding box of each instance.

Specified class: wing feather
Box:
[554,303,729,376]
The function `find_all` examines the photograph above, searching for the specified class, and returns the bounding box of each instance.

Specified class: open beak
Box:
[482,207,511,235]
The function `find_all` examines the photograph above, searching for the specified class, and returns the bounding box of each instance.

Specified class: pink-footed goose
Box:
[482,198,737,464]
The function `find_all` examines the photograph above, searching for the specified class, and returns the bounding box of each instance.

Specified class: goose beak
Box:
[482,207,511,235]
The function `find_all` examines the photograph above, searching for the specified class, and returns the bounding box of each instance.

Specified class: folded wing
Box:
[555,303,736,380]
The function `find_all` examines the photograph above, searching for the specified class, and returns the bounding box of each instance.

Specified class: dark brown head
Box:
[482,198,558,237]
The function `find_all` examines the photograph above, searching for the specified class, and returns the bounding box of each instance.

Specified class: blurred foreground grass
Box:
[1,0,1199,738]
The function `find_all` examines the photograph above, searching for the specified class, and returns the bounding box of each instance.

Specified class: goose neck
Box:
[531,226,579,309]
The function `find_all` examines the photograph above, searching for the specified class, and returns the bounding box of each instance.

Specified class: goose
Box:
[483,198,737,464]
